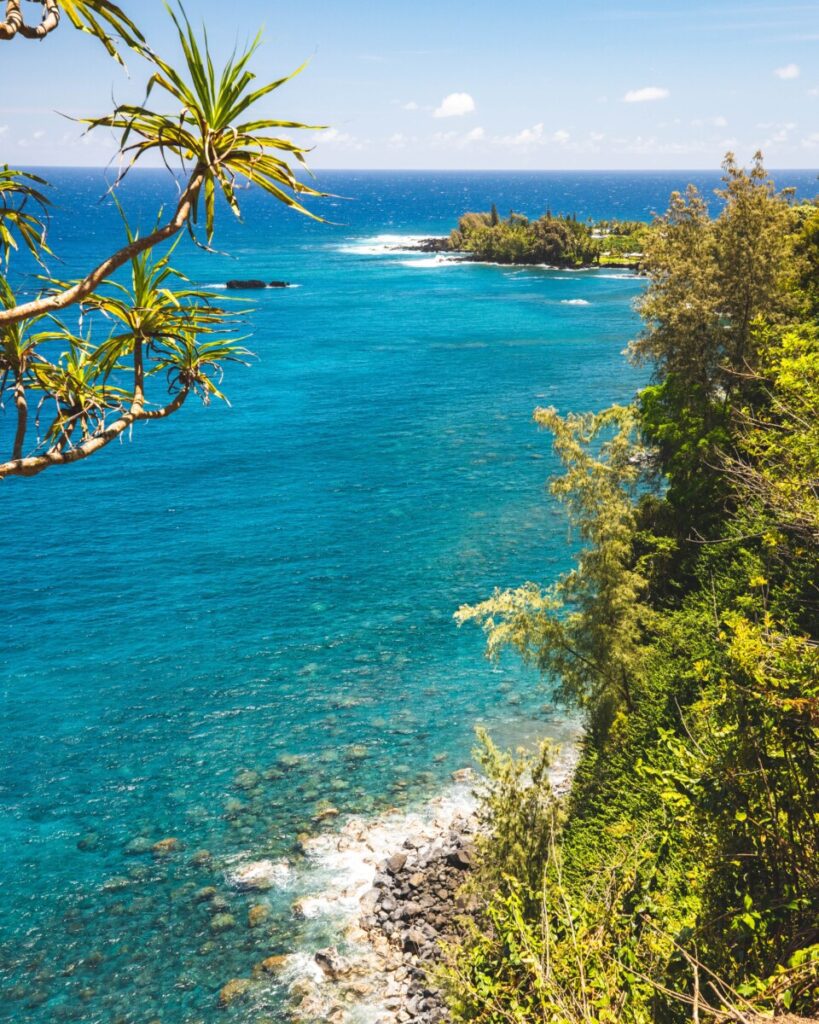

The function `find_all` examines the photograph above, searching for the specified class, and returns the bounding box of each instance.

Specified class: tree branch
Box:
[19,0,60,39]
[0,166,206,328]
[0,0,22,39]
[0,385,190,478]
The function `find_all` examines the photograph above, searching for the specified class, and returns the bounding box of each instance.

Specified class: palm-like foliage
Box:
[0,2,326,479]
[52,230,249,414]
[1,236,250,472]
[85,3,326,244]
[153,334,250,406]
[29,334,127,447]
[0,279,53,458]
[0,166,51,265]
[53,217,240,381]
[57,0,144,60]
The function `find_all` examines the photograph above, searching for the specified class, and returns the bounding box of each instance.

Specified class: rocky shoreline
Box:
[394,238,641,271]
[281,738,580,1024]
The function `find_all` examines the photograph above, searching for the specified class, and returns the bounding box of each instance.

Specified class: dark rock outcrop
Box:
[359,813,478,1024]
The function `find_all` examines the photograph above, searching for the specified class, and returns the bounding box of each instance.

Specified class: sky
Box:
[1,0,818,170]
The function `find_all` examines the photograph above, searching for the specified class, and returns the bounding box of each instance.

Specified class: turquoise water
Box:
[2,169,816,1022]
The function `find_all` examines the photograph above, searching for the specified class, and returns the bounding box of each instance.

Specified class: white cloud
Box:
[758,121,797,147]
[433,92,475,118]
[492,124,570,148]
[774,63,800,79]
[0,125,7,136]
[514,122,544,144]
[316,128,346,143]
[807,87,818,96]
[802,132,819,147]
[402,101,419,111]
[388,132,407,147]
[314,127,367,151]
[623,86,670,103]
[691,115,728,128]
[430,126,486,149]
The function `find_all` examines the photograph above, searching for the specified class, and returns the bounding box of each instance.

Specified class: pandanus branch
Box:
[0,167,206,328]
[0,1,144,60]
[0,0,60,39]
[19,0,60,39]
[0,1,22,38]
[0,384,191,477]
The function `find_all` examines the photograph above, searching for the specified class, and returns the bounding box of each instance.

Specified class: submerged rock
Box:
[233,769,260,791]
[254,954,289,977]
[312,805,339,824]
[77,832,100,853]
[101,876,130,893]
[210,913,236,933]
[217,978,252,1007]
[227,859,289,891]
[247,904,269,928]
[225,279,266,290]
[151,837,181,858]
[123,836,153,856]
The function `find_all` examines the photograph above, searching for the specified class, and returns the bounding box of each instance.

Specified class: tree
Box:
[632,154,805,540]
[0,3,326,480]
[457,405,660,738]
[449,157,819,1023]
[0,1,142,60]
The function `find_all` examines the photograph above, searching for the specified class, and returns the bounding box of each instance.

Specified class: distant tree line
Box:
[448,209,649,267]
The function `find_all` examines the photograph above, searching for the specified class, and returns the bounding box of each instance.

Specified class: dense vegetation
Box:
[450,154,819,1023]
[448,207,648,267]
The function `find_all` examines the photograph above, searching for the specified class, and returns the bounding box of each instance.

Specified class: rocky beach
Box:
[261,737,581,1024]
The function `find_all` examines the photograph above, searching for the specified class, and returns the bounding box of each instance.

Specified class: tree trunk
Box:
[0,167,206,328]
[12,374,27,461]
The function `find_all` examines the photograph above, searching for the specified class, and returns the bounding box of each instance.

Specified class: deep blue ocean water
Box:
[2,168,816,1022]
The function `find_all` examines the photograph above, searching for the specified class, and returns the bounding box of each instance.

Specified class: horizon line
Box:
[18,164,819,175]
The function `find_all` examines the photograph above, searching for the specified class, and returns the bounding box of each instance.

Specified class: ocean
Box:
[2,168,816,1022]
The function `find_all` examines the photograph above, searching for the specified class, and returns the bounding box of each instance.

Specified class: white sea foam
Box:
[225,857,291,891]
[561,298,591,306]
[203,282,301,290]
[394,256,461,268]
[279,726,582,1022]
[337,234,431,256]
